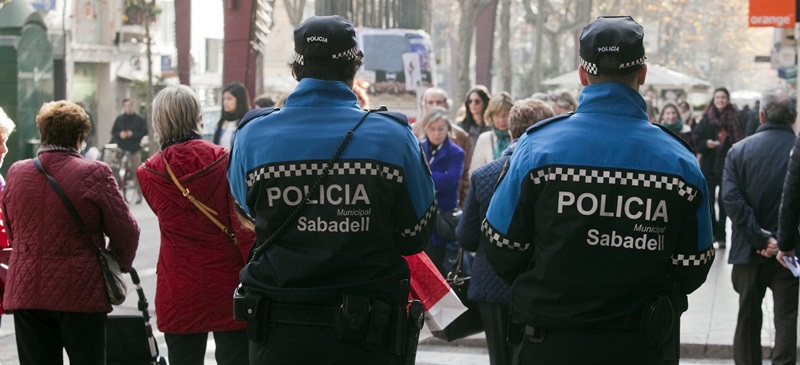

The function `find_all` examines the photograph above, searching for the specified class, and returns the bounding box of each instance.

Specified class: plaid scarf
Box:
[706,106,742,146]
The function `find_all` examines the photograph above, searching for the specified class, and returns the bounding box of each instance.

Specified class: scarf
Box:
[707,106,743,146]
[222,110,244,122]
[662,119,684,134]
[426,139,444,165]
[161,132,203,150]
[493,127,510,160]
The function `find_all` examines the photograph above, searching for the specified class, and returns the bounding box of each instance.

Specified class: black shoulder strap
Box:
[33,157,102,257]
[525,112,573,135]
[238,107,280,131]
[654,123,694,153]
[247,108,377,262]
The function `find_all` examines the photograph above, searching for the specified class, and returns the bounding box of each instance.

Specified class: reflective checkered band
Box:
[528,167,698,202]
[580,56,645,75]
[482,220,530,251]
[619,56,646,69]
[400,202,437,237]
[580,57,598,75]
[332,45,360,61]
[246,162,404,187]
[294,45,360,66]
[671,247,715,266]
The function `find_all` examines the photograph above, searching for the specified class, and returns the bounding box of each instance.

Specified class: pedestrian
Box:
[212,82,250,150]
[722,86,798,365]
[137,85,255,365]
[420,107,465,276]
[457,85,491,148]
[482,16,714,364]
[414,87,472,206]
[457,98,554,365]
[111,98,148,201]
[3,100,140,365]
[693,87,743,249]
[659,102,695,152]
[227,15,435,364]
[469,91,513,175]
[0,106,15,321]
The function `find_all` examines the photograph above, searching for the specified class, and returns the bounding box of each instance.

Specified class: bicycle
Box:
[102,143,142,204]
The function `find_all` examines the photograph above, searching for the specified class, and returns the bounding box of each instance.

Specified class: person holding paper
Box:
[724,86,799,365]
[483,16,714,364]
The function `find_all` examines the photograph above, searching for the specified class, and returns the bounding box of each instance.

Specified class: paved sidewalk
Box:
[420,246,799,360]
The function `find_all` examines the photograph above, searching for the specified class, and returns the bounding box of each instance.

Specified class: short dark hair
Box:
[290,57,363,83]
[36,101,91,147]
[253,94,275,108]
[761,87,797,125]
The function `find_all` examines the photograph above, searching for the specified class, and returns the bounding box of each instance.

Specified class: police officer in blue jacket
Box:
[227,15,436,364]
[482,16,714,364]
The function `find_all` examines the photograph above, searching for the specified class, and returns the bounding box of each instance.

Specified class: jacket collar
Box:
[37,145,82,158]
[284,78,359,108]
[755,121,794,134]
[576,81,649,121]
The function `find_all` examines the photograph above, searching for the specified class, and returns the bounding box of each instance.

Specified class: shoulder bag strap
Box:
[162,156,237,244]
[33,157,102,257]
[248,108,377,262]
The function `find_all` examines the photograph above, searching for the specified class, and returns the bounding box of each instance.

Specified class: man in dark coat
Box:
[722,86,798,365]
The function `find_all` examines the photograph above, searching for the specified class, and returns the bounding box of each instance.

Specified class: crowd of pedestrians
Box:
[0,12,799,365]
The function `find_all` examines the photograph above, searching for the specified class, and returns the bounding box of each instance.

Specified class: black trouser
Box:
[477,301,518,365]
[707,179,727,242]
[165,329,249,365]
[732,261,799,365]
[517,328,674,365]
[248,323,404,365]
[14,309,106,365]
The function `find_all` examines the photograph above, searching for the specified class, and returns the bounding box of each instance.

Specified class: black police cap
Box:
[579,16,646,75]
[293,15,362,67]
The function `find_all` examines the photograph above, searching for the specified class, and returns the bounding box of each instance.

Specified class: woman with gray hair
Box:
[137,85,255,365]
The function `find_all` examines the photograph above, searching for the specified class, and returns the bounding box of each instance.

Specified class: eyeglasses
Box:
[468,99,482,105]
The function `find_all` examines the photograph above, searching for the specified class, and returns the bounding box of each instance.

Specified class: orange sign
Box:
[750,0,796,27]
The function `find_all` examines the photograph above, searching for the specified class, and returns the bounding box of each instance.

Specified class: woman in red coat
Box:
[2,101,140,365]
[137,85,255,365]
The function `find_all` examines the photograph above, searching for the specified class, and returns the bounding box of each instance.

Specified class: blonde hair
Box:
[484,92,513,127]
[421,107,452,134]
[152,85,203,146]
[0,107,15,138]
[36,101,91,147]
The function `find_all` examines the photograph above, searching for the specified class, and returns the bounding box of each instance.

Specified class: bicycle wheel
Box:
[122,159,140,204]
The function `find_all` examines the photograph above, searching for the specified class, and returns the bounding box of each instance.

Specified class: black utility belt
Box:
[518,295,676,347]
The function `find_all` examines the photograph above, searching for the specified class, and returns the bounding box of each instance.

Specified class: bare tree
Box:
[455,0,493,103]
[522,0,591,91]
[284,0,307,27]
[314,0,430,31]
[498,0,511,92]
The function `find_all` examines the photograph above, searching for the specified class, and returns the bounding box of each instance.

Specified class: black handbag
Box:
[435,208,462,242]
[431,248,483,341]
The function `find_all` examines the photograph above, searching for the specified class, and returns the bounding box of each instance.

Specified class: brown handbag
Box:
[162,157,237,245]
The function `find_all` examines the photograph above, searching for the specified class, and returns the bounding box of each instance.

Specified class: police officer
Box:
[482,16,715,364]
[227,15,435,364]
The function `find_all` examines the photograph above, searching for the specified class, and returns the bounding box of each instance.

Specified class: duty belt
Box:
[524,313,641,343]
[268,302,338,327]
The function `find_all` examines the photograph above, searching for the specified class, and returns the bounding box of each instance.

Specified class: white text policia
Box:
[266,184,370,207]
[557,192,668,222]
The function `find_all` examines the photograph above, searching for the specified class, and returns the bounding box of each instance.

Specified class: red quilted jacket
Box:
[137,140,254,333]
[2,149,140,313]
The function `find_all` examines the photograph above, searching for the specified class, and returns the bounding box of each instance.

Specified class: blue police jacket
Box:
[228,78,436,303]
[483,81,715,329]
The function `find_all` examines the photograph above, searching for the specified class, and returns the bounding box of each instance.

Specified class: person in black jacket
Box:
[693,87,744,248]
[722,86,798,365]
[456,98,553,365]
